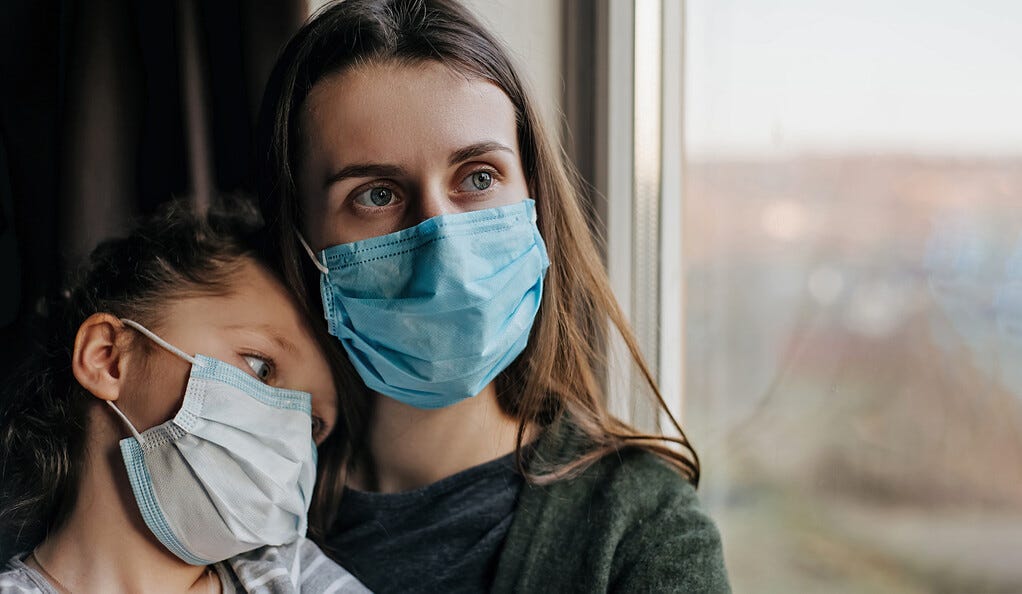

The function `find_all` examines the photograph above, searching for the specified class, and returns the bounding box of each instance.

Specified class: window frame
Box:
[562,0,686,432]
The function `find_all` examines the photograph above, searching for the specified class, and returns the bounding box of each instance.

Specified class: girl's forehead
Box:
[163,262,308,341]
[159,263,335,392]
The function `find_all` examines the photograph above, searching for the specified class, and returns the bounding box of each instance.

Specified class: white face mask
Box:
[108,319,317,565]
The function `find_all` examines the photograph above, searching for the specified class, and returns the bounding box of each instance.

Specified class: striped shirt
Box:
[0,537,370,593]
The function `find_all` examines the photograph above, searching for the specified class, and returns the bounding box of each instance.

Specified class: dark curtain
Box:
[0,0,306,374]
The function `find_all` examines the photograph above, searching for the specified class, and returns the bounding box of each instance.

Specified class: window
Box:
[685,1,1022,591]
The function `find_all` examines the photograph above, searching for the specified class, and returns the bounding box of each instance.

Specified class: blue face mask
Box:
[301,199,550,409]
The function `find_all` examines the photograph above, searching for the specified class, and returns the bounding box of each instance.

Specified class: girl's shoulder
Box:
[226,537,371,594]
[0,555,56,594]
[0,545,371,594]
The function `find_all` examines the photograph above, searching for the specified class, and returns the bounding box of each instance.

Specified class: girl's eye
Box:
[312,416,326,439]
[242,355,273,382]
[353,186,396,208]
[459,170,493,192]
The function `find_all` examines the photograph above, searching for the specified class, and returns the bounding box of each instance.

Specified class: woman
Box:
[256,0,730,591]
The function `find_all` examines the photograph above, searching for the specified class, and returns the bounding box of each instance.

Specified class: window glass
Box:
[684,2,1022,591]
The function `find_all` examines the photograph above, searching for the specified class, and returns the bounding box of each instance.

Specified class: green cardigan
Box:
[491,422,731,593]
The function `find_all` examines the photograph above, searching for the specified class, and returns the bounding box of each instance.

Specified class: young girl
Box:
[256,0,730,592]
[0,203,369,593]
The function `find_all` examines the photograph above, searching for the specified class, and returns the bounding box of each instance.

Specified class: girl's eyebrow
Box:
[448,141,514,166]
[223,324,300,355]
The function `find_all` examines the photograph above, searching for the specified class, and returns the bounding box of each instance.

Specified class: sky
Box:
[685,0,1022,158]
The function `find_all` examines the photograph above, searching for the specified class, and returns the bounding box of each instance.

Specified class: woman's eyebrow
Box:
[324,163,407,189]
[448,141,514,166]
[322,142,513,189]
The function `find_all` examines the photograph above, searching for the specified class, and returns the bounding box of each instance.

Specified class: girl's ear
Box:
[72,313,133,402]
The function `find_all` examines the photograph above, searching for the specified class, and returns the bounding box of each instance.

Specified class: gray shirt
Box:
[327,452,523,594]
[0,537,370,593]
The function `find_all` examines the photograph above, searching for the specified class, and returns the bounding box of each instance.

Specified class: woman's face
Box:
[119,258,337,444]
[298,60,530,248]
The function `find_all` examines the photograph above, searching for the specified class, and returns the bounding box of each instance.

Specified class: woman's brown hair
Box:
[255,0,700,537]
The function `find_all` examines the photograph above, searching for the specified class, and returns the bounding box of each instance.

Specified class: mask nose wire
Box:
[297,232,329,274]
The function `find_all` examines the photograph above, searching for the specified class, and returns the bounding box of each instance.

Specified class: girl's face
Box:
[298,60,530,247]
[119,259,337,443]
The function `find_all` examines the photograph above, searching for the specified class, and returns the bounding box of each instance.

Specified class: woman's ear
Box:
[72,313,133,402]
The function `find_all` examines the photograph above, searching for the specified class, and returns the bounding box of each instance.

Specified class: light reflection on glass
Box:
[631,0,663,429]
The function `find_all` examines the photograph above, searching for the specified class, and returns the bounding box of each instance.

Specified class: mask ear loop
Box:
[120,319,198,366]
[105,401,147,445]
[297,232,329,274]
[111,319,201,446]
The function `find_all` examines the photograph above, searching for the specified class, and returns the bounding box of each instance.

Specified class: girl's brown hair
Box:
[0,200,271,559]
[255,0,699,536]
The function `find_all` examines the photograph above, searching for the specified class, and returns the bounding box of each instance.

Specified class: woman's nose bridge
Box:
[413,182,452,222]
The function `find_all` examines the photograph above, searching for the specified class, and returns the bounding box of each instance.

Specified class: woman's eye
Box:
[353,186,396,207]
[459,170,493,192]
[242,355,273,382]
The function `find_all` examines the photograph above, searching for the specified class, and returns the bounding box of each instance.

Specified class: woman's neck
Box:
[359,383,526,493]
[30,407,215,594]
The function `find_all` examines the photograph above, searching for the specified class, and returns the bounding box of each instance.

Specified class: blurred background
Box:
[1,1,1020,591]
[0,0,307,360]
[684,2,1022,591]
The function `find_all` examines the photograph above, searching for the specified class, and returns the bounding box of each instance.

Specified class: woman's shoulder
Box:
[539,445,715,539]
[495,432,731,593]
[526,420,707,516]
[582,448,731,592]
[592,444,698,493]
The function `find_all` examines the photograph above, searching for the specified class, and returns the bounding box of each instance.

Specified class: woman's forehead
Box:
[303,61,519,165]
